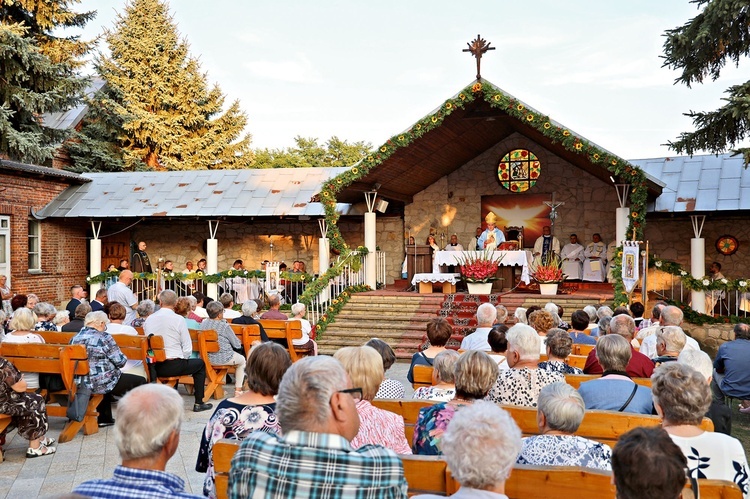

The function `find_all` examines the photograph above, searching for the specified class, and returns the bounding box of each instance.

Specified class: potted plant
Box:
[456,250,504,295]
[530,254,565,295]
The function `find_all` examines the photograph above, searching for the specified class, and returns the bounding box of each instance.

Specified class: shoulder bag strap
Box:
[419,351,434,365]
[618,383,639,412]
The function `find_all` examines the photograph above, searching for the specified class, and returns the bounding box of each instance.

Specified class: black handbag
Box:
[66,360,92,422]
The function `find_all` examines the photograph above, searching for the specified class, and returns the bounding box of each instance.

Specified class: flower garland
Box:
[650,256,750,293]
[85,269,313,285]
[298,246,369,304]
[317,79,649,306]
[313,284,371,337]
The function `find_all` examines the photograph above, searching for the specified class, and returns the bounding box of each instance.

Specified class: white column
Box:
[365,212,377,289]
[207,220,219,300]
[615,207,629,245]
[89,221,102,296]
[691,238,706,314]
[319,237,330,302]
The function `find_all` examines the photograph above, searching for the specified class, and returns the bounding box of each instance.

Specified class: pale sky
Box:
[71,0,750,160]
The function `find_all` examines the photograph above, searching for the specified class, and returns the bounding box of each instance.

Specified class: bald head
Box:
[659,306,683,327]
[609,314,636,340]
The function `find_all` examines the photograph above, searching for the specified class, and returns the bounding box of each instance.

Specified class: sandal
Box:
[40,437,55,447]
[26,443,56,458]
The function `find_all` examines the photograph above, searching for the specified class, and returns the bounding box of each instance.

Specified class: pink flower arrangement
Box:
[457,250,504,283]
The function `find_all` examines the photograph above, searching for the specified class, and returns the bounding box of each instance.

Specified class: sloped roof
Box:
[42,78,106,131]
[0,159,89,184]
[630,153,749,213]
[35,167,352,219]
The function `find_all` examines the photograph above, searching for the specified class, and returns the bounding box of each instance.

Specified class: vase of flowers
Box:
[457,250,504,295]
[530,254,565,295]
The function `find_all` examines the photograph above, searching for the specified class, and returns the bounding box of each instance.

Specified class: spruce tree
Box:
[254,136,371,168]
[67,0,252,171]
[663,0,750,163]
[0,1,93,164]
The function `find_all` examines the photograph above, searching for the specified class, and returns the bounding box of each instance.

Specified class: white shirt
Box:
[460,327,492,351]
[106,323,137,336]
[444,243,464,252]
[560,243,585,261]
[640,330,700,359]
[223,308,241,319]
[144,307,192,359]
[107,281,138,326]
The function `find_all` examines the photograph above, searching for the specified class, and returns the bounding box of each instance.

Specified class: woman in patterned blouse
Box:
[538,328,584,375]
[196,342,292,498]
[516,382,611,470]
[412,349,458,402]
[366,338,405,399]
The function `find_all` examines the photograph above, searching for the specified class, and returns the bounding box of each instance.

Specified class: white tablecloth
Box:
[435,250,530,284]
[411,273,461,285]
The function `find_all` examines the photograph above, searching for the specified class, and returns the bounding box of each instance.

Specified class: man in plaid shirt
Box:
[228,356,408,498]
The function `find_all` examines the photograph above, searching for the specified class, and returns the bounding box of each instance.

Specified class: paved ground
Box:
[0,361,414,499]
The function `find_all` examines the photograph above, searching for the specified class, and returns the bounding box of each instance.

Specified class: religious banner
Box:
[481,195,552,247]
[621,241,640,294]
[265,262,280,295]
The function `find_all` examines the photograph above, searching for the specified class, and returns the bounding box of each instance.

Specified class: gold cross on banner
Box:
[463,34,495,80]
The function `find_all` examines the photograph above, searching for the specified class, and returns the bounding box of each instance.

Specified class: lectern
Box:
[406,245,432,282]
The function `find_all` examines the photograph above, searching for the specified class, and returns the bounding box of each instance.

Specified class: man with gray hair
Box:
[460,303,497,351]
[73,383,202,498]
[652,326,687,366]
[232,300,270,342]
[583,314,654,378]
[639,305,700,358]
[108,269,139,326]
[219,292,241,320]
[229,356,407,498]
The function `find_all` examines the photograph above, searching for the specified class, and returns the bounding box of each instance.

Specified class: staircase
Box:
[316,292,444,358]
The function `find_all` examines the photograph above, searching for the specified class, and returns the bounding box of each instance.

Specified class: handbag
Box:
[67,360,92,422]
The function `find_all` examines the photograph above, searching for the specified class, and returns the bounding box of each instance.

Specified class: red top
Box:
[583,346,654,378]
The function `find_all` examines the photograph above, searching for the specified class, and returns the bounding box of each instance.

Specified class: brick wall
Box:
[0,172,88,308]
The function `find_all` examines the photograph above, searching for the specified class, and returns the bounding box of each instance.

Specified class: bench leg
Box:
[57,394,103,443]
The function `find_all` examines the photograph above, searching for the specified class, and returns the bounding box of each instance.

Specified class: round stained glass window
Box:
[498,149,540,193]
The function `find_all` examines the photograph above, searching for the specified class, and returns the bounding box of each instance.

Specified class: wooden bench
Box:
[565,373,653,389]
[257,319,304,361]
[0,414,11,462]
[573,344,596,356]
[372,399,714,448]
[412,365,434,390]
[229,323,262,357]
[0,342,103,443]
[176,329,230,402]
[539,354,587,369]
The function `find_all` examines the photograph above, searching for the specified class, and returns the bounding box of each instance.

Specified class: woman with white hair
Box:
[678,349,731,435]
[290,302,317,354]
[412,349,459,401]
[486,324,565,407]
[653,363,749,496]
[413,401,522,499]
[32,302,57,332]
[232,300,269,342]
[2,308,45,389]
[513,307,527,325]
[130,299,155,328]
[201,301,246,395]
[516,382,611,470]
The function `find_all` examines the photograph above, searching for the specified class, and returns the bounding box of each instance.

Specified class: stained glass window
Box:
[498,149,540,193]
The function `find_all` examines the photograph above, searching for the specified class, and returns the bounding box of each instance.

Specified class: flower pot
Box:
[539,283,559,295]
[467,282,493,295]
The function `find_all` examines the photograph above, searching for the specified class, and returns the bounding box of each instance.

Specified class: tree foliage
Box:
[253,136,372,168]
[0,0,93,163]
[663,0,750,164]
[66,0,252,172]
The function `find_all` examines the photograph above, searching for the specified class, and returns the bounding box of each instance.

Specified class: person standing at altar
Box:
[560,234,584,281]
[706,262,726,315]
[469,227,482,251]
[532,226,560,262]
[582,233,607,282]
[131,241,152,273]
[443,234,463,273]
[426,235,440,273]
[477,212,505,251]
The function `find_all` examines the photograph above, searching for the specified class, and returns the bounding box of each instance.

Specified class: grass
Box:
[730,404,750,454]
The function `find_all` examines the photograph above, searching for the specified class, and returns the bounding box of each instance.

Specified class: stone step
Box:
[333,312,437,321]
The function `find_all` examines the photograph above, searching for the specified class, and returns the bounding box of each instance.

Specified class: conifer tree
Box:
[67,0,252,171]
[254,136,372,168]
[0,1,93,163]
[663,0,750,164]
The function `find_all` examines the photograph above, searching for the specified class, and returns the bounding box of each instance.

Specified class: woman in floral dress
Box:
[412,350,459,402]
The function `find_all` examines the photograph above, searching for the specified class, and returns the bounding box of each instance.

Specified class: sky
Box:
[70,0,750,161]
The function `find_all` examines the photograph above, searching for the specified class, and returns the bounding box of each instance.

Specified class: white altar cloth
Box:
[411,273,462,286]
[435,250,530,284]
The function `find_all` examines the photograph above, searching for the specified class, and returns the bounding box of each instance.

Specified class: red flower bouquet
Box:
[530,254,565,284]
[457,250,504,283]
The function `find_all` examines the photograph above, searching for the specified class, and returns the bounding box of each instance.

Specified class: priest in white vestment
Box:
[582,233,607,282]
[468,227,482,251]
[444,234,464,273]
[560,234,584,280]
[532,226,560,262]
[477,212,505,251]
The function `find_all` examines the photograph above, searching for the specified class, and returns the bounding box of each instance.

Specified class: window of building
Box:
[497,149,540,193]
[28,219,41,272]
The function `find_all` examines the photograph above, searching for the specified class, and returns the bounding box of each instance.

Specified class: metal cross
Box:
[544,193,565,233]
[463,34,495,80]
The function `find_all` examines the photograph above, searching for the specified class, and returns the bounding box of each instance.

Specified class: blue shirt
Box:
[569,331,597,345]
[578,378,653,415]
[228,430,407,498]
[70,326,127,393]
[73,465,202,498]
[714,338,750,398]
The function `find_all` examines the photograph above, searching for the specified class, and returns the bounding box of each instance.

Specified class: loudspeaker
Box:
[375,199,389,213]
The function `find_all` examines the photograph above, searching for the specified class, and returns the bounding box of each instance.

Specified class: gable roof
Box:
[35,167,351,219]
[0,159,89,185]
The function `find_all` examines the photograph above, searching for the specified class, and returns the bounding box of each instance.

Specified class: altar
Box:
[435,250,531,285]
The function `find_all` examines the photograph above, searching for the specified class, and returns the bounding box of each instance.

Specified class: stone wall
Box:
[683,322,735,358]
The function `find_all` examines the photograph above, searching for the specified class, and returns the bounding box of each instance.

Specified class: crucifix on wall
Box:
[462,34,495,80]
[543,193,564,233]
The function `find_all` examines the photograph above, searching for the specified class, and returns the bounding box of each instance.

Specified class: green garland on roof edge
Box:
[86,269,314,285]
[320,80,648,306]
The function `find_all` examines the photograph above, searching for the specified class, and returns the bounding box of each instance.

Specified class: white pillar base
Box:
[691,238,706,314]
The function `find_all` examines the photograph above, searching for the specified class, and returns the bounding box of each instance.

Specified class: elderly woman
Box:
[413,350,498,455]
[513,306,527,325]
[408,317,452,383]
[201,301,246,395]
[1,308,45,390]
[413,401,522,499]
[106,302,138,335]
[577,335,653,414]
[412,349,458,401]
[232,300,269,341]
[367,338,405,399]
[334,346,411,454]
[528,309,555,354]
[516,382,611,470]
[0,356,56,457]
[52,310,70,330]
[653,362,749,496]
[196,342,292,498]
[130,299,155,328]
[70,311,146,426]
[175,296,201,330]
[486,324,565,407]
[0,274,11,315]
[290,302,318,355]
[32,302,57,332]
[538,328,583,375]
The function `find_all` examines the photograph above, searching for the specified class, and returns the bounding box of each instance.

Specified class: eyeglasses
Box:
[337,387,363,402]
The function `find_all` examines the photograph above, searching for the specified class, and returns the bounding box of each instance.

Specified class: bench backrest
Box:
[564,373,652,389]
[257,319,303,361]
[0,342,89,392]
[229,323,262,356]
[214,439,240,499]
[412,365,434,389]
[573,344,596,356]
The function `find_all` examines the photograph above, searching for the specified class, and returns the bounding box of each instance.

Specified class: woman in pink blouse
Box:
[334,346,412,454]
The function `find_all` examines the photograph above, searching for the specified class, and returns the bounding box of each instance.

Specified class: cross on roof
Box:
[463,34,495,80]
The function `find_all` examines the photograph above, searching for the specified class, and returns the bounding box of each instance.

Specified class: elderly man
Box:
[219,292,241,320]
[90,288,108,312]
[477,212,505,251]
[582,233,607,282]
[583,314,654,378]
[469,226,483,251]
[712,322,750,411]
[61,302,91,332]
[131,241,153,273]
[460,303,497,351]
[108,270,139,326]
[260,293,287,320]
[144,290,212,412]
[636,302,667,340]
[639,305,700,359]
[533,226,560,262]
[413,401,522,499]
[66,284,86,316]
[228,356,408,498]
[560,234,585,281]
[652,326,687,367]
[73,384,202,498]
